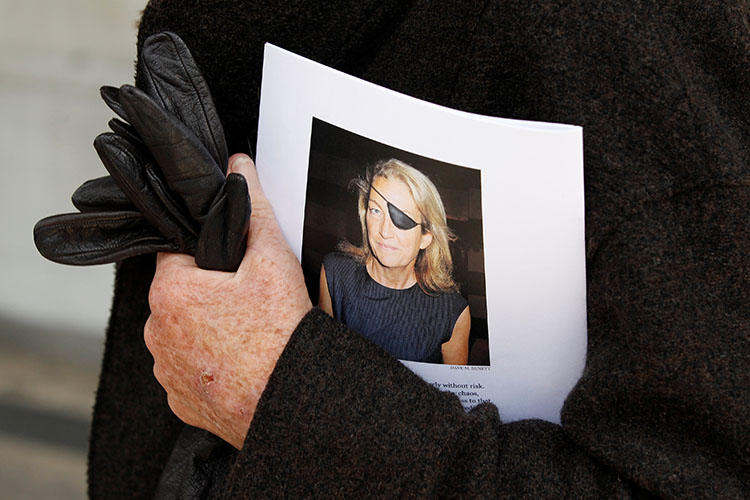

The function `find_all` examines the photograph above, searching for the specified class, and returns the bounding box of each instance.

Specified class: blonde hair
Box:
[341,158,458,294]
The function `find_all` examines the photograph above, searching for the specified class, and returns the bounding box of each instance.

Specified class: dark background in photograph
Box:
[301,118,489,365]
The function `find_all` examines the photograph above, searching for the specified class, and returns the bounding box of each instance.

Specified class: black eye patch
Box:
[370,183,421,230]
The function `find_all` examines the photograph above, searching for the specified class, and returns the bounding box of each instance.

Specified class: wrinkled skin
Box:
[145,154,312,449]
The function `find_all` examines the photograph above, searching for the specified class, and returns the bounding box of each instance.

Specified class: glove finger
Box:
[143,162,199,238]
[72,175,136,212]
[100,88,146,149]
[34,211,180,265]
[195,173,251,272]
[140,31,228,172]
[94,132,198,249]
[108,118,145,148]
[100,85,129,122]
[95,130,193,235]
[118,84,226,223]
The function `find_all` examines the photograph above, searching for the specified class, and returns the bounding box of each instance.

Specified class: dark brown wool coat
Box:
[88,0,748,497]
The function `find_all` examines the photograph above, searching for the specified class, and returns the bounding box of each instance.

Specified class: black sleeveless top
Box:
[323,252,467,363]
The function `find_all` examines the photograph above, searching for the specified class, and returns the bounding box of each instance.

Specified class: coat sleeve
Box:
[224,182,748,499]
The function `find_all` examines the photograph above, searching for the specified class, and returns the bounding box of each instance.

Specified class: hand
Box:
[144,154,312,449]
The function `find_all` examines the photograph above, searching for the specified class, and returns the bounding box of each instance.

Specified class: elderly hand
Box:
[144,153,312,449]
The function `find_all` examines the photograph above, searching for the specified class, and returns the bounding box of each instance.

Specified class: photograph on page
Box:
[255,43,586,422]
[301,118,489,367]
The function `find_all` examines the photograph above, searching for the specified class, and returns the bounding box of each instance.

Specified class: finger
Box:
[227,154,285,258]
[143,315,159,354]
[228,155,296,278]
[151,251,197,307]
[151,361,167,389]
[155,251,196,274]
[227,154,273,218]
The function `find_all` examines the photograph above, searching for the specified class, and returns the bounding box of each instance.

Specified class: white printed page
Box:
[256,44,586,424]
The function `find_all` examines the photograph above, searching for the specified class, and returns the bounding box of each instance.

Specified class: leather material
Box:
[119,84,227,224]
[33,32,250,272]
[72,176,135,212]
[107,117,143,148]
[139,31,228,174]
[93,132,199,249]
[34,211,181,265]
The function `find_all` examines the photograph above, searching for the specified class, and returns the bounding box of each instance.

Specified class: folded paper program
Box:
[33,32,250,272]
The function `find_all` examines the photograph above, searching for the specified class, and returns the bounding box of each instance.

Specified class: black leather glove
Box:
[34,32,250,271]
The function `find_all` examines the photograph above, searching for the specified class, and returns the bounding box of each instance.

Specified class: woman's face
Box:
[366,176,433,270]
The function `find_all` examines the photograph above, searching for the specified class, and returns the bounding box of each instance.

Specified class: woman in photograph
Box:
[319,159,471,364]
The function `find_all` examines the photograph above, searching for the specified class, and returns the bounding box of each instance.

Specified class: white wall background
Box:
[0,0,146,338]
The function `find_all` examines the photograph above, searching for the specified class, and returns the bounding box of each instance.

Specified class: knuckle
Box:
[143,316,157,352]
[149,275,187,313]
[165,394,182,418]
[148,280,166,312]
[151,362,165,387]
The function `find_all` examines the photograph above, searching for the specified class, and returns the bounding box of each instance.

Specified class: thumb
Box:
[227,152,254,177]
[227,153,285,248]
[227,153,272,217]
[228,154,293,280]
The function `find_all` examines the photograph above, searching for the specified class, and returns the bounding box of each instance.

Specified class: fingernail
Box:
[229,154,252,173]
